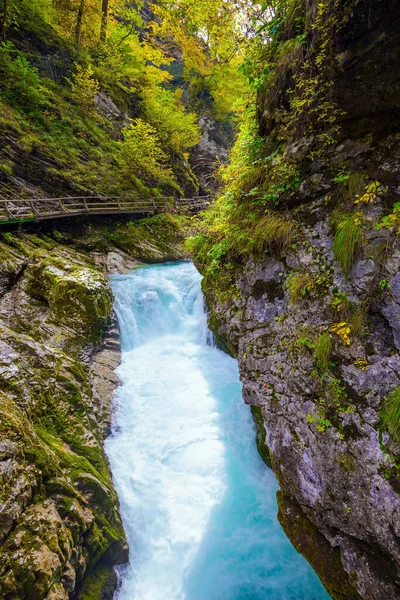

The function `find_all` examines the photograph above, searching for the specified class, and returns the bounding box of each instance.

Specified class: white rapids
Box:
[105,261,329,600]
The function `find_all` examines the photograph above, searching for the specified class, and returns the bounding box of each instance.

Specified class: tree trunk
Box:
[0,0,7,42]
[100,0,108,42]
[75,0,85,43]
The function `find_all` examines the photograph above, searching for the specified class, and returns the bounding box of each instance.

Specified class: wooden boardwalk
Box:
[0,195,211,225]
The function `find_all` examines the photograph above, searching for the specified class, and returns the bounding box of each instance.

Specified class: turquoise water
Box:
[106,262,329,600]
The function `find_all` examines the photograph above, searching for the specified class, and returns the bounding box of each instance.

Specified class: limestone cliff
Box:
[194,1,400,599]
[0,216,187,599]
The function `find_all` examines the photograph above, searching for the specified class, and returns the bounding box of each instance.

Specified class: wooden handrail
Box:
[0,195,212,225]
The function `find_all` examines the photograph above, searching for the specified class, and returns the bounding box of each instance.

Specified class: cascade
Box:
[106,261,329,600]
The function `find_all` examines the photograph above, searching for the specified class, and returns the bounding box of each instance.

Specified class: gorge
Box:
[1,0,400,599]
[106,261,329,599]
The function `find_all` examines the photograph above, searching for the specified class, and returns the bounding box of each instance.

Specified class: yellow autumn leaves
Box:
[330,322,351,345]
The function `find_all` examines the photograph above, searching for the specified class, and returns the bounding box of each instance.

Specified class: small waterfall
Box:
[106,261,329,600]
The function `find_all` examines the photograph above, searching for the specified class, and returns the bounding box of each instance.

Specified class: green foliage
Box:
[118,120,178,190]
[187,197,297,299]
[379,279,392,291]
[380,387,400,443]
[330,291,350,315]
[333,212,364,274]
[0,0,210,198]
[0,42,44,111]
[315,333,332,373]
[69,64,100,115]
[307,413,331,433]
[334,171,366,204]
[143,89,201,154]
[286,270,315,304]
[377,203,400,233]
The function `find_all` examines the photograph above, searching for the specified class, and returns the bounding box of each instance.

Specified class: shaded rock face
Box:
[205,184,400,599]
[190,115,233,194]
[199,2,400,598]
[334,0,400,138]
[0,234,128,599]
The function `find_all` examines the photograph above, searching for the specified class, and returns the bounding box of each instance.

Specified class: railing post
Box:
[59,199,67,213]
[83,197,89,213]
[30,200,39,216]
[117,198,122,210]
[4,201,11,220]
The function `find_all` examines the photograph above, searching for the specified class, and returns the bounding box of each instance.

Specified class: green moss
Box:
[277,492,362,600]
[76,563,117,600]
[35,429,111,488]
[27,257,113,341]
[251,406,272,467]
[0,228,131,598]
[107,214,189,261]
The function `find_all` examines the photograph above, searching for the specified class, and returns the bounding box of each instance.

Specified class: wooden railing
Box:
[0,195,212,225]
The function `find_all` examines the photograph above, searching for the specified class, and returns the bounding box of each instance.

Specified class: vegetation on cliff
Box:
[0,0,256,200]
[2,0,400,599]
[189,1,400,598]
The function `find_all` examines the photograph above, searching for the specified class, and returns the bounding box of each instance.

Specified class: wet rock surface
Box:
[0,234,127,599]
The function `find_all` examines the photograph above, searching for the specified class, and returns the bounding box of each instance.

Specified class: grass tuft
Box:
[380,387,400,442]
[315,333,332,373]
[253,211,297,254]
[333,212,364,274]
[286,269,315,304]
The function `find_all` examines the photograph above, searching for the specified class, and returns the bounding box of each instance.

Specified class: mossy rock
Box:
[27,259,113,341]
[75,562,119,600]
[251,406,272,467]
[277,492,362,600]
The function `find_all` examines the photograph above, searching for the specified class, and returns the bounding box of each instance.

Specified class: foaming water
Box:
[106,262,329,600]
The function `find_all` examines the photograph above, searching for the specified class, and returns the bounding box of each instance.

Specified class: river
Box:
[105,261,329,600]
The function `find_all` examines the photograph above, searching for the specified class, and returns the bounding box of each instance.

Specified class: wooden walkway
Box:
[0,195,211,225]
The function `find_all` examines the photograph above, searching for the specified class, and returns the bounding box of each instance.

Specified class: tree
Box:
[0,0,7,41]
[75,0,85,43]
[100,0,108,41]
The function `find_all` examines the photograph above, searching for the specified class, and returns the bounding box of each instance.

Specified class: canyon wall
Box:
[198,1,400,598]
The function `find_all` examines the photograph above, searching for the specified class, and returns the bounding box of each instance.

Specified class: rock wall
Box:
[198,1,400,598]
[190,115,233,194]
[0,217,187,599]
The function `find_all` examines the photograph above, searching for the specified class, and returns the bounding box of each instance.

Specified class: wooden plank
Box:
[0,195,212,226]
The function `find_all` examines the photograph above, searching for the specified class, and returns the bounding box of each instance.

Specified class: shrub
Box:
[333,212,364,274]
[69,64,100,116]
[380,387,400,442]
[0,42,44,111]
[118,119,178,190]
